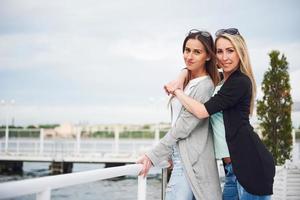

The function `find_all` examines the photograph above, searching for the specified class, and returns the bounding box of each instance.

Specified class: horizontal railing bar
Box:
[0,164,143,199]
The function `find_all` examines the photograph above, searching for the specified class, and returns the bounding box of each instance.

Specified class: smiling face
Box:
[216,37,240,78]
[183,39,209,77]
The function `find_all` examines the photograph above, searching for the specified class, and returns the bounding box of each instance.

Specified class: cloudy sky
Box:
[0,0,299,125]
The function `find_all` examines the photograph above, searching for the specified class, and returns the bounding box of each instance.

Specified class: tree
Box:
[257,50,293,165]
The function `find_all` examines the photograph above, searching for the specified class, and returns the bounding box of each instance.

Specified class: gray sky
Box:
[1,0,300,125]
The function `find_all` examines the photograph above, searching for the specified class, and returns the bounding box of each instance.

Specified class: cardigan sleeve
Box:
[146,80,214,166]
[204,75,251,115]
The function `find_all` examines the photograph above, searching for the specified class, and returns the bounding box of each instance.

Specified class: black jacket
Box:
[204,69,275,195]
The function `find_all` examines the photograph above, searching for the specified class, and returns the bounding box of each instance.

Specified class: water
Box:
[1,111,300,200]
[0,162,162,200]
[1,142,299,200]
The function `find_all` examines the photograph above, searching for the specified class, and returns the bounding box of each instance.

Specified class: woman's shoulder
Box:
[228,70,251,87]
[201,76,215,88]
[193,76,215,94]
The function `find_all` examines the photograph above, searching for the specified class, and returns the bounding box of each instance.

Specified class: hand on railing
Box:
[136,155,172,178]
[136,154,153,178]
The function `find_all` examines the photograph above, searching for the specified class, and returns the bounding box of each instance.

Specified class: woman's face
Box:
[216,37,240,75]
[183,39,209,72]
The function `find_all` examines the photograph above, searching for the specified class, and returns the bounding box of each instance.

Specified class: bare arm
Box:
[164,68,209,119]
[174,89,209,119]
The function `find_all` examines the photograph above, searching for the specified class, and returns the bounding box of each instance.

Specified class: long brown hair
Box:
[168,30,220,113]
[182,30,220,87]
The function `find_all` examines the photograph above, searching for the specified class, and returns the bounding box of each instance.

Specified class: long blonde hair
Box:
[216,33,257,115]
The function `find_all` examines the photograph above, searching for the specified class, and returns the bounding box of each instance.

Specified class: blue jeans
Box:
[223,163,239,200]
[165,145,195,200]
[223,163,271,200]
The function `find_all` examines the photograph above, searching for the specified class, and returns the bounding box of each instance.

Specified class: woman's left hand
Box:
[136,154,153,177]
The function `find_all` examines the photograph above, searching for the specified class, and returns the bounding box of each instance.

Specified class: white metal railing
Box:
[1,128,299,162]
[272,161,300,200]
[0,164,147,200]
[0,127,161,155]
[0,160,299,200]
[0,138,154,161]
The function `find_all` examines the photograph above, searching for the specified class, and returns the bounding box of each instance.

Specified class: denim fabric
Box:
[165,145,195,200]
[222,163,271,200]
[223,163,239,200]
[236,181,271,200]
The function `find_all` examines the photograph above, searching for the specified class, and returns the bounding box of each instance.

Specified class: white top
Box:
[170,76,208,125]
[170,76,208,165]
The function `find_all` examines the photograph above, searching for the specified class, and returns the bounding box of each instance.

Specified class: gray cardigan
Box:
[146,76,222,200]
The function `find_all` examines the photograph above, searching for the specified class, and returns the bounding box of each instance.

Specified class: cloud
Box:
[109,37,178,62]
[0,100,170,126]
[0,0,299,125]
[249,40,300,82]
[252,41,300,101]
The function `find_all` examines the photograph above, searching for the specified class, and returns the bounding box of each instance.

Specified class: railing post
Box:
[36,188,51,200]
[161,168,168,200]
[137,176,147,200]
[16,140,19,154]
[154,124,160,144]
[114,126,119,154]
[5,120,9,153]
[292,129,299,162]
[40,129,44,155]
[282,165,287,199]
[76,127,81,155]
[34,141,38,155]
[2,99,14,153]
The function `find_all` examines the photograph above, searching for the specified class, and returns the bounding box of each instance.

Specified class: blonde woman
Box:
[165,28,275,200]
[138,29,222,200]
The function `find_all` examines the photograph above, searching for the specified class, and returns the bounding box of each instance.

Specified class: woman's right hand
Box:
[164,69,188,95]
[136,154,153,178]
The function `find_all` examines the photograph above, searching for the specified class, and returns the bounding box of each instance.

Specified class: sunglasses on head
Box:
[215,28,240,37]
[188,29,212,38]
